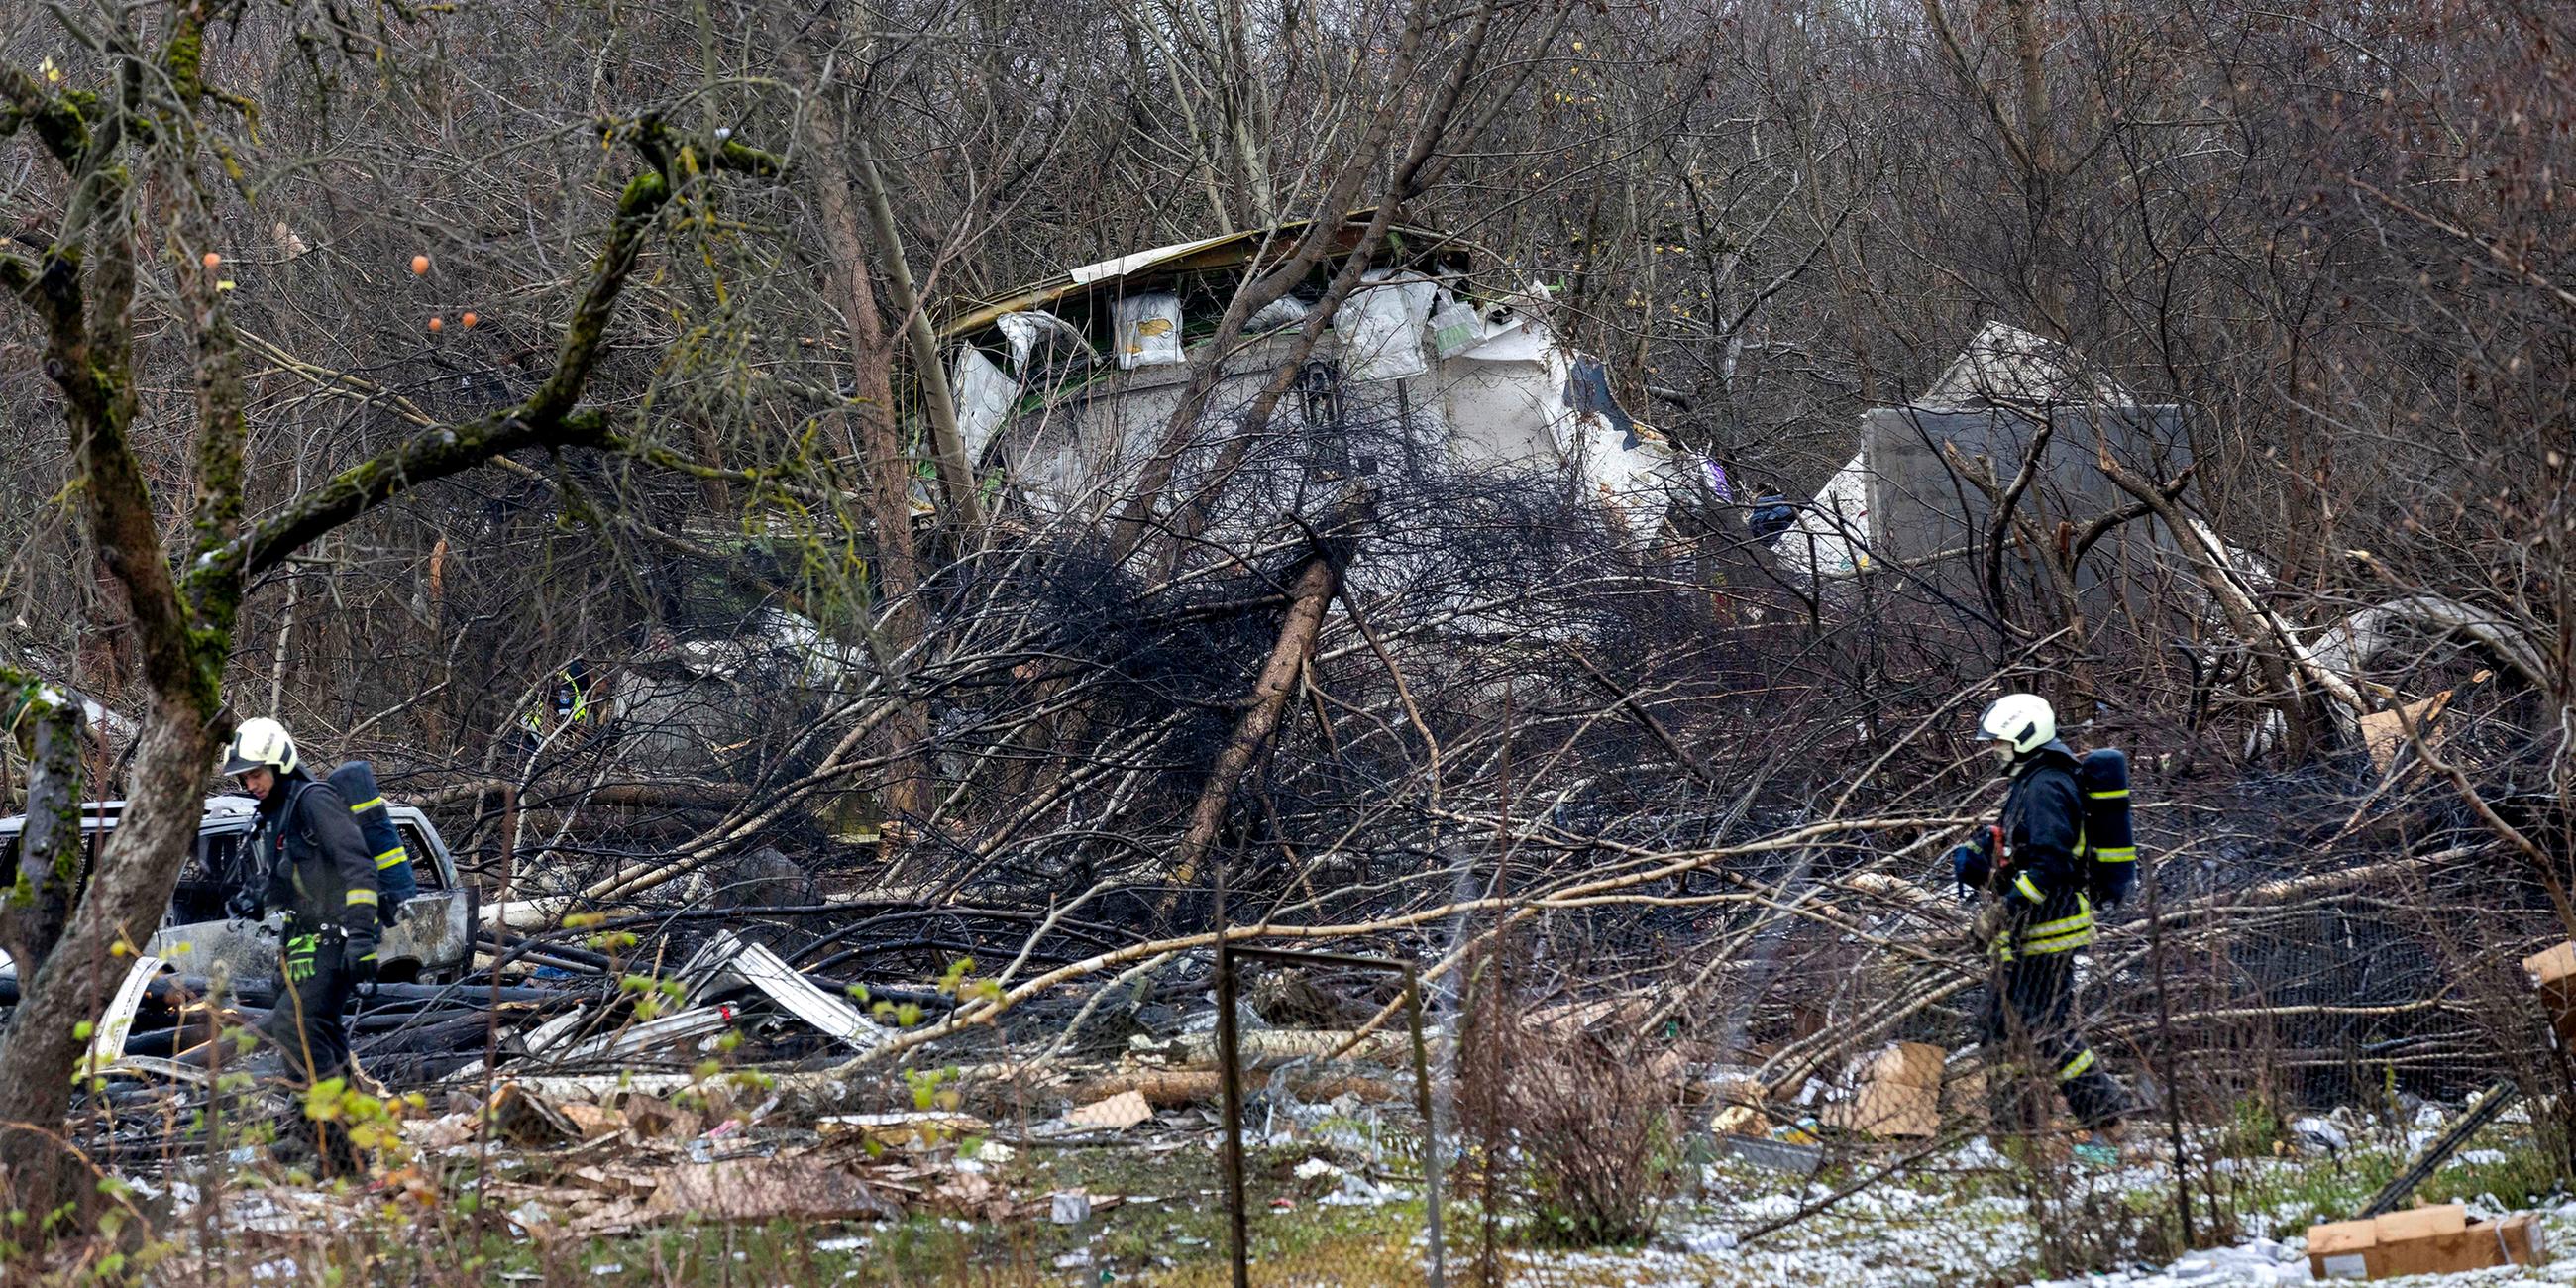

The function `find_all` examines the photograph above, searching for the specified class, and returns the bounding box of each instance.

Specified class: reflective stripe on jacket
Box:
[1987,741,2093,959]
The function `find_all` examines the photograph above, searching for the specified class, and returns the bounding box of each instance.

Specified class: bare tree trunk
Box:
[855,152,986,530]
[1170,549,1343,891]
[807,82,937,824]
[2005,0,2066,339]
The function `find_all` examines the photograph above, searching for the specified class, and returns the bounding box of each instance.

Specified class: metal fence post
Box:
[1214,944,1449,1284]
[1407,967,1446,1288]
[1217,934,1250,1288]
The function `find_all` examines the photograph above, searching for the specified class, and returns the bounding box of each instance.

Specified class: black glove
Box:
[345,934,380,992]
[225,888,265,921]
[1949,842,1989,896]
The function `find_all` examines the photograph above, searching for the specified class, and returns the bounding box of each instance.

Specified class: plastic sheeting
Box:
[1772,451,1873,581]
[949,345,1019,464]
[1428,293,1485,359]
[1245,295,1311,332]
[994,309,1094,376]
[1337,269,1436,381]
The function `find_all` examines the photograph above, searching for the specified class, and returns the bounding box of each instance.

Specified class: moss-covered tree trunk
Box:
[0,17,779,1229]
[0,708,216,1218]
[0,684,87,976]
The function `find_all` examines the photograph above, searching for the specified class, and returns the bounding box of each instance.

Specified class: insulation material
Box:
[1438,357,1559,464]
[1433,315,1676,535]
[949,345,1020,464]
[2357,691,2452,775]
[1819,1041,1944,1138]
[1113,292,1184,370]
[1438,316,1574,464]
[1337,269,1436,382]
[1063,1090,1154,1130]
[1772,451,1873,581]
[1571,417,1676,536]
[1555,351,1671,535]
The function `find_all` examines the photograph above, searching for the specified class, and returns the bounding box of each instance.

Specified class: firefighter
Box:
[516,659,597,759]
[202,717,381,1087]
[1952,693,2126,1142]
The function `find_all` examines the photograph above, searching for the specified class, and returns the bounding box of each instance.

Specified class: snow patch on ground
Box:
[1378,1138,2576,1287]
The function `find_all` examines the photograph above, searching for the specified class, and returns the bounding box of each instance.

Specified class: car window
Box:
[169,831,256,925]
[4,829,105,882]
[396,823,445,890]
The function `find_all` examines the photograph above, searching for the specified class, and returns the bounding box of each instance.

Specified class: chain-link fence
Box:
[1212,940,1447,1287]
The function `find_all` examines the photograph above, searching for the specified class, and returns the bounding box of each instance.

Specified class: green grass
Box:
[2193,1115,2562,1234]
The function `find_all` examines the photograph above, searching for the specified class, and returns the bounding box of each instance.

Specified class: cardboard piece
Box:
[2305,1205,2546,1280]
[2522,941,2576,1048]
[1820,1041,1943,1138]
[1940,1064,1990,1127]
[2357,691,2451,774]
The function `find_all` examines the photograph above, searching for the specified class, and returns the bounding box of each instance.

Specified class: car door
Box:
[375,815,472,981]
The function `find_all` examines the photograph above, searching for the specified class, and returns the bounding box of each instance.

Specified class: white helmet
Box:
[221,716,300,777]
[1974,694,2056,760]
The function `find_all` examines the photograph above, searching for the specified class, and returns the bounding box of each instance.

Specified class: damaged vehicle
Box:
[0,794,475,989]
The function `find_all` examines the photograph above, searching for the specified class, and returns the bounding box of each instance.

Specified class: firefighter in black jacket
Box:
[213,717,381,1085]
[1952,694,2126,1135]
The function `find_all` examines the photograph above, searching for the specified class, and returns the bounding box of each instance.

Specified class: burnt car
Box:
[0,795,475,986]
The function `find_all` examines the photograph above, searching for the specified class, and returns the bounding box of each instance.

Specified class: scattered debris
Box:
[2359,1079,2521,1217]
[542,1005,736,1066]
[486,1080,585,1148]
[1062,1090,1153,1131]
[76,955,167,1078]
[2356,690,2452,774]
[1818,1042,1942,1139]
[685,931,886,1053]
[1071,1068,1227,1106]
[817,1112,989,1148]
[2524,940,2576,1048]
[642,1158,900,1224]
